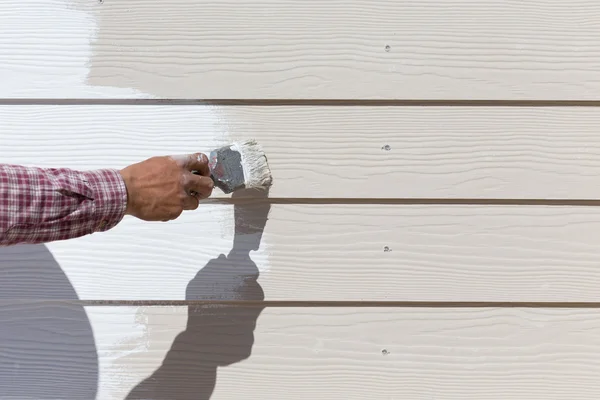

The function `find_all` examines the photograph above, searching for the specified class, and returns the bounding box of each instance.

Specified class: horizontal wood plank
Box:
[3,105,600,199]
[5,304,600,399]
[3,204,600,301]
[3,0,600,99]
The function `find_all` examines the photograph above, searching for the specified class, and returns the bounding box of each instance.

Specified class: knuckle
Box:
[196,153,208,164]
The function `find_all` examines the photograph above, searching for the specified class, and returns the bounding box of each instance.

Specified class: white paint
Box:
[0,1,273,289]
[0,104,273,399]
[0,106,273,288]
[87,307,146,400]
[0,0,149,98]
[0,106,241,301]
[0,2,272,397]
[88,306,188,400]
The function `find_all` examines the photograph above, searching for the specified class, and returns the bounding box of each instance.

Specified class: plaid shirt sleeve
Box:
[0,164,128,246]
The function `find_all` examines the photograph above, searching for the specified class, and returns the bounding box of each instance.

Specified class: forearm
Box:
[0,164,128,246]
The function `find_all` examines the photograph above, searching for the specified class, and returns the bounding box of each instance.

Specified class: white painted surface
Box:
[3,0,600,98]
[88,307,187,400]
[0,101,274,303]
[0,0,151,98]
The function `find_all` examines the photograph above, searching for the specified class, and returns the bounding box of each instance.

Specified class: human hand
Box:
[119,153,214,222]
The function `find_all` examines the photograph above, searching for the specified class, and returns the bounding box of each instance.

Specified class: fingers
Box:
[182,193,200,211]
[185,173,214,200]
[180,174,211,212]
[178,156,214,213]
[185,152,211,177]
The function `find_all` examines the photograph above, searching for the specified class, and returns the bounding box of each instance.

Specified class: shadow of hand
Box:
[127,188,270,400]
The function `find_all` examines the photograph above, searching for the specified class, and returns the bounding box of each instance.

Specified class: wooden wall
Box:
[2,0,600,398]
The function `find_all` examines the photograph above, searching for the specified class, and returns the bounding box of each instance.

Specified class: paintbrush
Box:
[195,139,272,194]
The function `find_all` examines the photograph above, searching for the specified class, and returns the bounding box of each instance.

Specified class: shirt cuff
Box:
[80,169,128,232]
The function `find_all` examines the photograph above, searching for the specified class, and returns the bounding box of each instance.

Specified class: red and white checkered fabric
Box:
[0,164,127,246]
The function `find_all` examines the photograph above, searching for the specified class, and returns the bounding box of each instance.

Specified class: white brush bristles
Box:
[231,139,273,189]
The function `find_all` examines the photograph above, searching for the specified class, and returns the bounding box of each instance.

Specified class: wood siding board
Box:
[3,0,600,99]
[3,105,600,199]
[2,205,600,301]
[5,304,600,399]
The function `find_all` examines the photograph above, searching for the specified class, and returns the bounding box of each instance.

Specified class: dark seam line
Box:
[3,300,600,308]
[2,99,600,106]
[203,198,600,207]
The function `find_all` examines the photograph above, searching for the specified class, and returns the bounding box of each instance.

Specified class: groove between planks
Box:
[206,198,600,206]
[4,99,600,106]
[3,300,600,308]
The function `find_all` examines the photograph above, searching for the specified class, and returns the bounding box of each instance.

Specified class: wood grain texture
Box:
[4,204,600,301]
[9,305,598,399]
[4,0,600,99]
[4,105,600,199]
